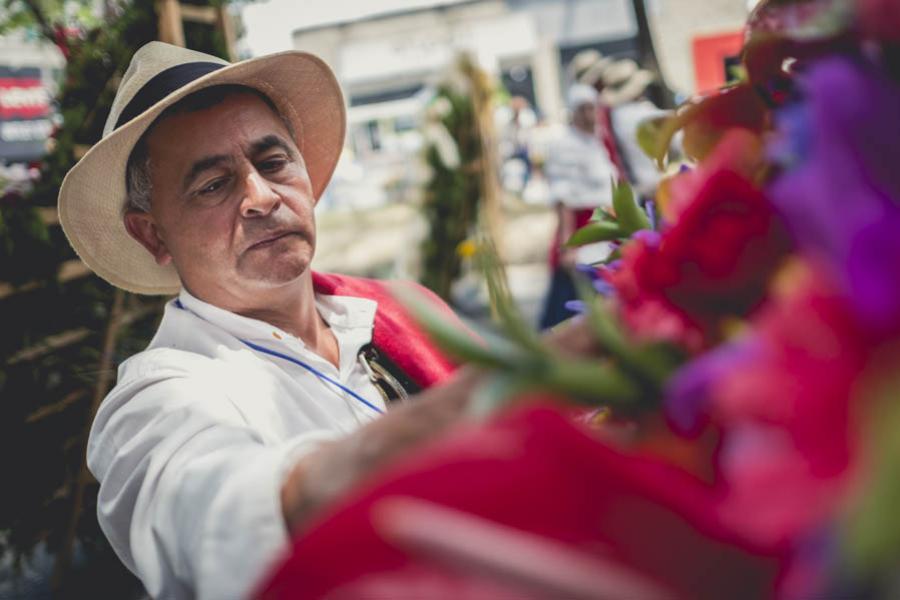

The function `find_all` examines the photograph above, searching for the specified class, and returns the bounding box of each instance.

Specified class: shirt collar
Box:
[175,287,377,346]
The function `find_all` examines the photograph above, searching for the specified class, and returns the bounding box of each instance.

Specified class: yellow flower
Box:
[456,239,478,258]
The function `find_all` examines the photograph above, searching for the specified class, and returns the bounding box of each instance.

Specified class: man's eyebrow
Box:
[182,154,229,192]
[249,135,297,159]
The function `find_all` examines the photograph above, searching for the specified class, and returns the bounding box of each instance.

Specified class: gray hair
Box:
[125,142,153,213]
[122,84,296,214]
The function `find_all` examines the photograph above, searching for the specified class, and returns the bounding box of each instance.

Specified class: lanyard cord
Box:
[239,339,384,415]
[173,299,384,415]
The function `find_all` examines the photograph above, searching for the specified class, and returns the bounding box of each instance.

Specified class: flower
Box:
[660,128,766,223]
[857,0,900,43]
[769,56,900,338]
[666,339,763,436]
[613,169,790,348]
[665,263,872,545]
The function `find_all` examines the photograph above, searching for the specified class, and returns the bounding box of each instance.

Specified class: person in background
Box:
[539,84,615,330]
[498,95,537,193]
[569,51,672,202]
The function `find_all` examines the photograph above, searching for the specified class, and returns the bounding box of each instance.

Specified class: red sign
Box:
[0,77,51,119]
[692,31,745,93]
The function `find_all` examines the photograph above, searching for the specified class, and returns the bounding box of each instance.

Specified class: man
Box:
[569,50,672,201]
[539,84,615,329]
[57,42,476,599]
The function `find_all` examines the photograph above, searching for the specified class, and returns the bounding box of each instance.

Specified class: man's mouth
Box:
[246,231,300,251]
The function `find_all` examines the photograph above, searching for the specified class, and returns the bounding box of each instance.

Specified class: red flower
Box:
[857,0,900,43]
[612,169,790,347]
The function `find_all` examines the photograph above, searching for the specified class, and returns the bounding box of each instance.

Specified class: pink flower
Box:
[669,263,872,545]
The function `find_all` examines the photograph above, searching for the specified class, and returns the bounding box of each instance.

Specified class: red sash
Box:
[312,272,458,388]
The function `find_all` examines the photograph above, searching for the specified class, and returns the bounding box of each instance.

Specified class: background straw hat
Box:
[598,58,655,106]
[57,42,346,295]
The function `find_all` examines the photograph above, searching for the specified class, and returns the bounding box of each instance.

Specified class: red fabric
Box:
[548,208,594,269]
[258,405,784,599]
[312,272,458,388]
[597,104,626,181]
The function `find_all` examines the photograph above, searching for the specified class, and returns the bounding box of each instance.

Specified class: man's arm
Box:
[88,356,337,599]
[280,366,480,530]
[279,320,598,532]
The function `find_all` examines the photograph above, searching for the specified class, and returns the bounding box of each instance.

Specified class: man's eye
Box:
[198,178,227,195]
[259,158,287,172]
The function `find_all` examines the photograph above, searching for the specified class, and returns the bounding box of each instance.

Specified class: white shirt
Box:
[86,288,385,599]
[545,126,614,210]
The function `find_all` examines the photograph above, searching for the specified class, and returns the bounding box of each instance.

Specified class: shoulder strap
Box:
[312,272,459,389]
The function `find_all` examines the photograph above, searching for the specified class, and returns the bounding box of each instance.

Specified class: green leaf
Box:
[474,232,547,355]
[590,207,614,223]
[538,357,642,405]
[392,283,530,370]
[611,182,650,234]
[575,279,677,388]
[636,115,672,167]
[565,221,625,247]
[843,376,900,577]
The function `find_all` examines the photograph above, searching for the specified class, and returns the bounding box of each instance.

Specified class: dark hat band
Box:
[115,61,225,129]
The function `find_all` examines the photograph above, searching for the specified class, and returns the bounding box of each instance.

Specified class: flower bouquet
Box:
[260,1,900,597]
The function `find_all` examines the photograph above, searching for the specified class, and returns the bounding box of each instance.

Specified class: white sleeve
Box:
[87,362,335,599]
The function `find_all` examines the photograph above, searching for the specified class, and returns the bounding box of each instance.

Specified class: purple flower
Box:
[564,299,586,314]
[768,56,900,336]
[592,279,615,296]
[631,229,662,248]
[664,339,761,436]
[574,263,600,278]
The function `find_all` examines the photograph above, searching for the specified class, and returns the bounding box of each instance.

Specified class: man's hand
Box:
[280,318,599,532]
[281,367,482,532]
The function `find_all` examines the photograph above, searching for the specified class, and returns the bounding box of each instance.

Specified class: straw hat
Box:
[568,49,613,87]
[598,59,655,106]
[57,42,346,295]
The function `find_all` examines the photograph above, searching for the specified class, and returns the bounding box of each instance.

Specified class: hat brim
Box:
[58,50,346,295]
[601,70,655,106]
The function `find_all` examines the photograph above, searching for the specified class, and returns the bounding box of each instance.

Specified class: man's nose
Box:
[240,171,280,217]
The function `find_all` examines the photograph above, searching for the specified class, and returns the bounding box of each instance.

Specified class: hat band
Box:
[115,61,225,129]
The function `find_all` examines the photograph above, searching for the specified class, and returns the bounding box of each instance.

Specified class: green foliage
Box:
[419,59,486,302]
[402,239,683,417]
[844,376,900,580]
[565,220,625,246]
[636,114,670,166]
[565,182,649,249]
[611,180,651,233]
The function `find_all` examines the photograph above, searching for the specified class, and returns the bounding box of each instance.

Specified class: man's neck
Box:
[200,273,340,368]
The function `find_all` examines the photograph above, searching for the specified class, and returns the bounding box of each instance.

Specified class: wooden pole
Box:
[630,0,675,108]
[156,0,185,47]
[51,288,126,591]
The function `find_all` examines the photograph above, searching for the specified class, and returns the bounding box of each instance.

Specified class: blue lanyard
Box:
[174,299,384,415]
[239,339,384,415]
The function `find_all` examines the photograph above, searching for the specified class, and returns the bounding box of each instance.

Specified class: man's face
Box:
[126,93,316,309]
[572,102,597,134]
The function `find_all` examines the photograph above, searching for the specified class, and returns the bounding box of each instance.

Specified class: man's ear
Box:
[123,210,173,266]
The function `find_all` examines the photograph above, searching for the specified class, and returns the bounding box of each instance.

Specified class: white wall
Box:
[645,0,749,95]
